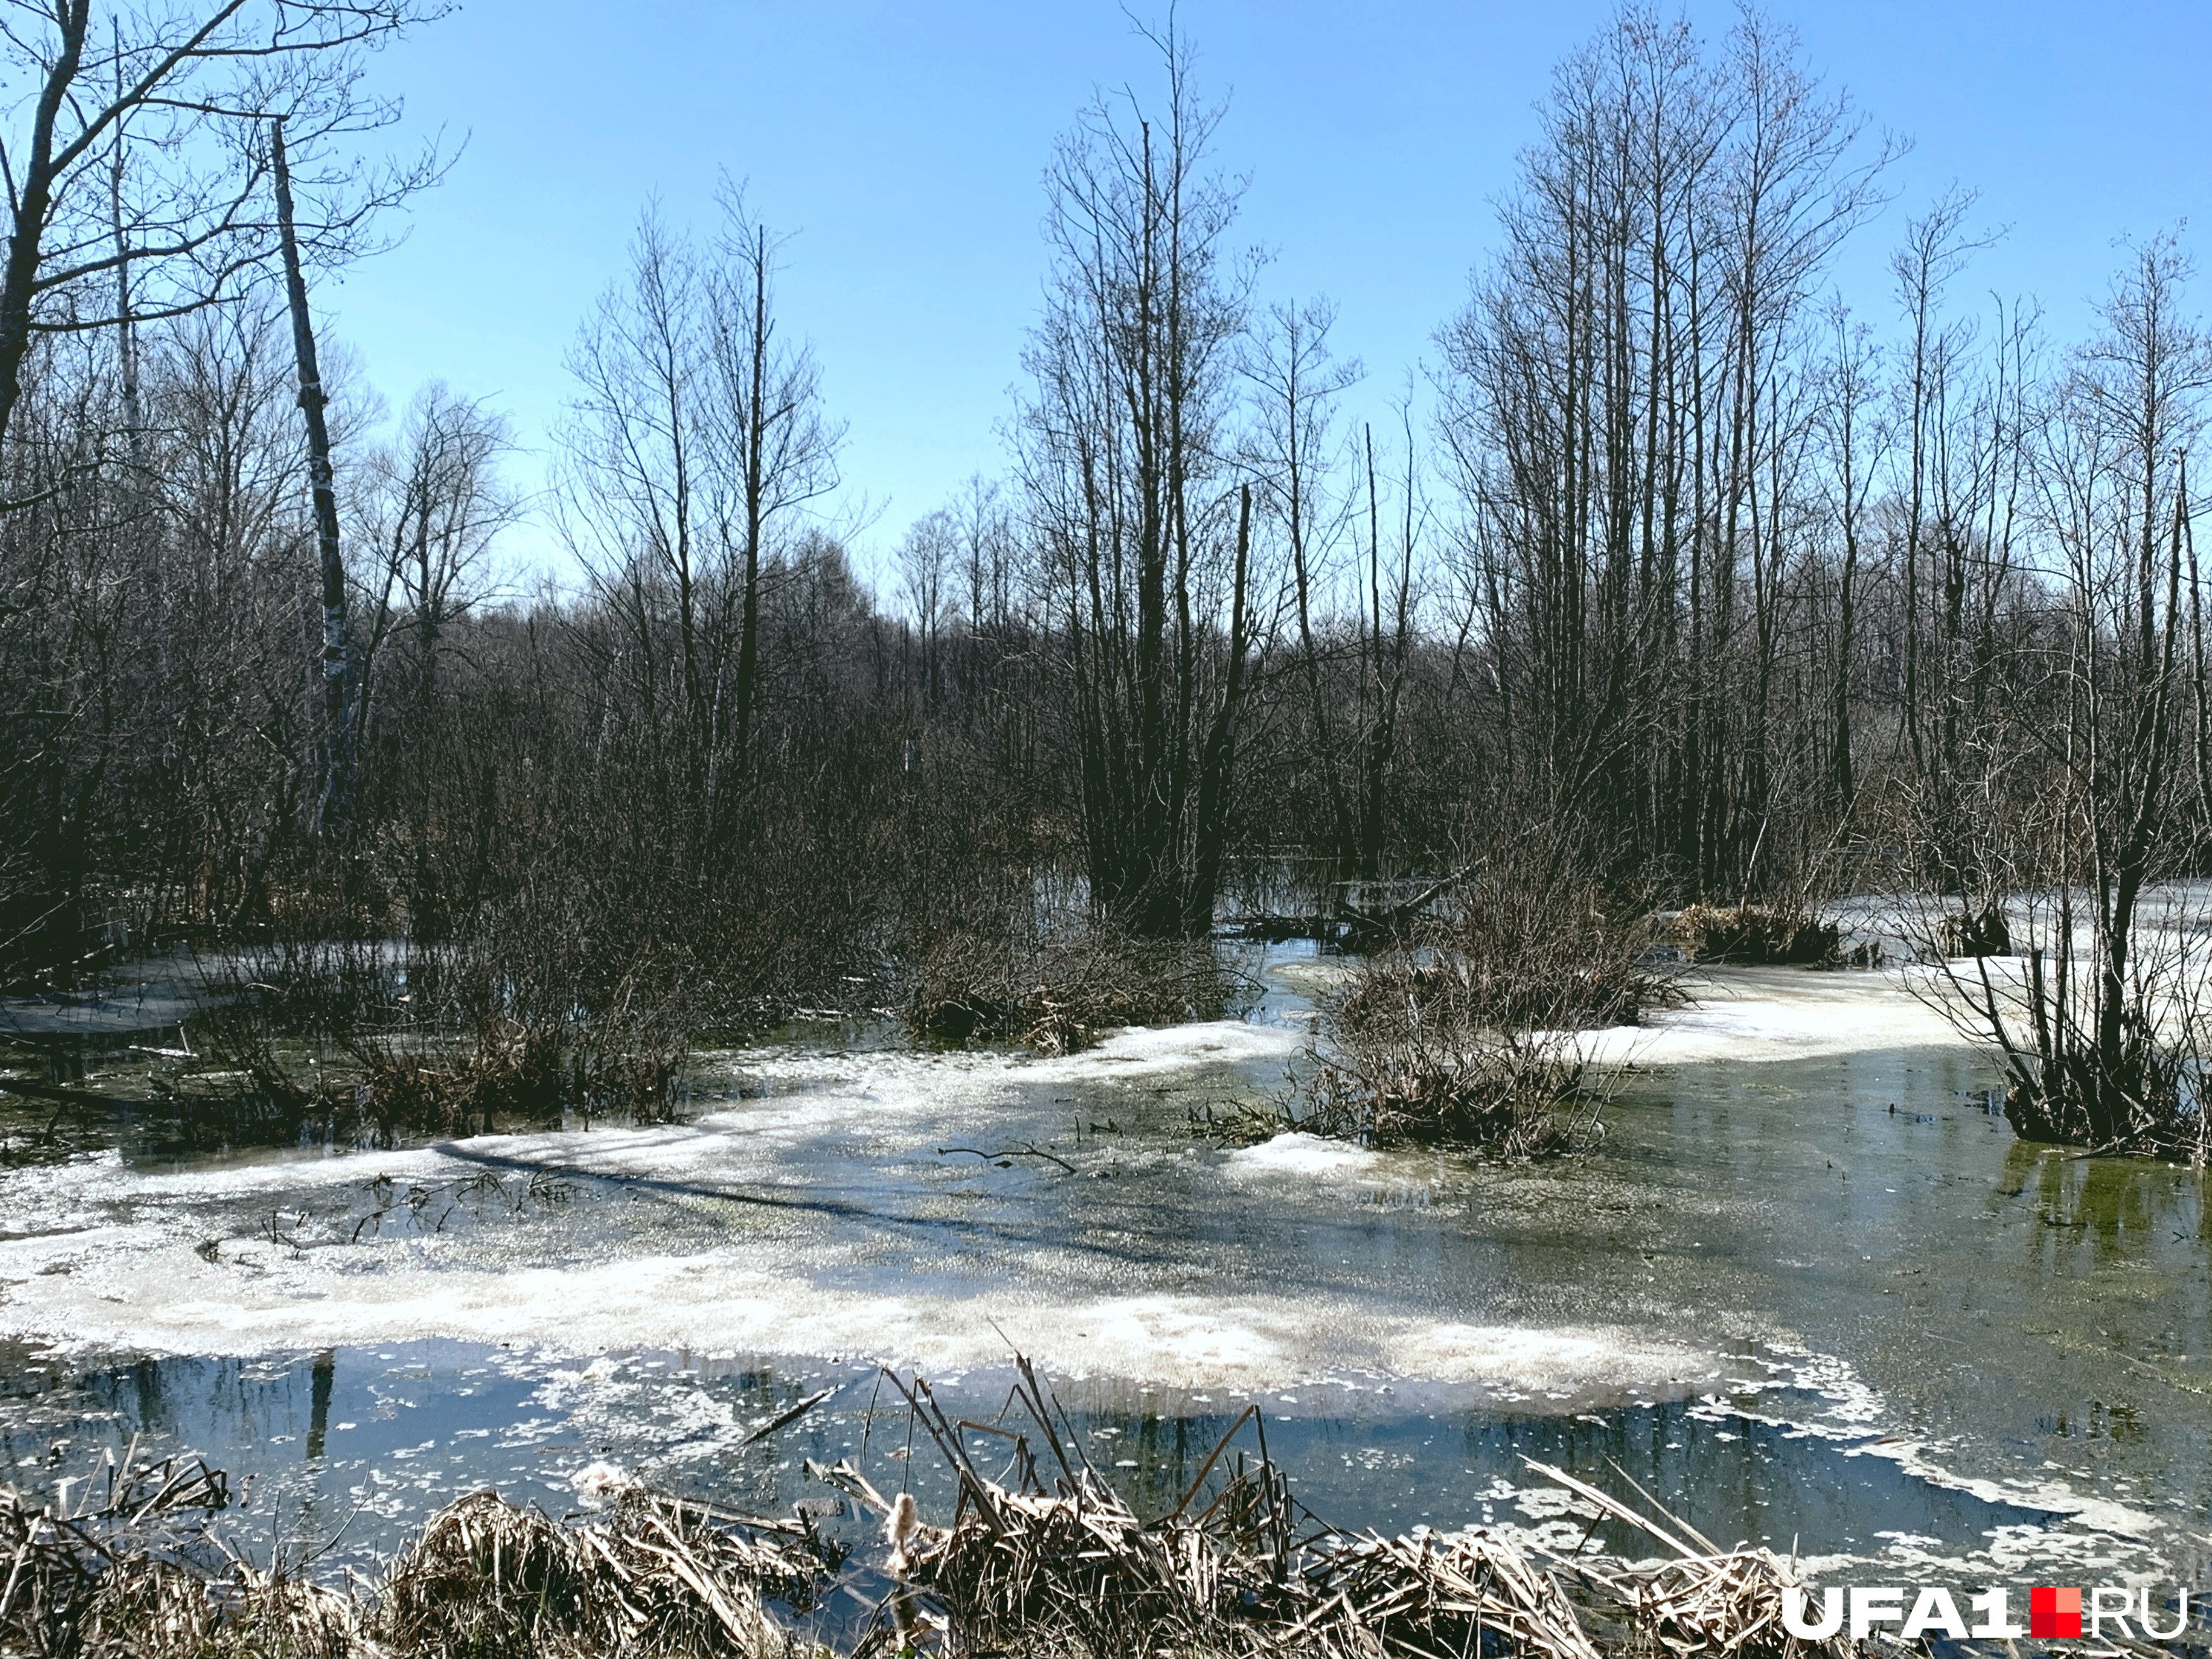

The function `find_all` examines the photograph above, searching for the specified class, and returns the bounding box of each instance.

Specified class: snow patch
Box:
[1222,1132,1380,1180]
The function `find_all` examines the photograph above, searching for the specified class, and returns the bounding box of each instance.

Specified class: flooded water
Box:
[1,947,2208,1609]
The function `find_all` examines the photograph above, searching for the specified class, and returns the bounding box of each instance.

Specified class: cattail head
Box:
[886,1489,920,1577]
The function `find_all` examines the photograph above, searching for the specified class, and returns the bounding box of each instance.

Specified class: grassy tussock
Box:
[907,928,1235,1053]
[1669,903,1841,967]
[2,1458,830,1659]
[1287,875,1663,1157]
[1298,1025,1601,1156]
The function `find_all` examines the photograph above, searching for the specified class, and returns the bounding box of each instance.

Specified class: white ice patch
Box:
[1029,1018,1302,1080]
[1222,1132,1380,1180]
[0,1217,1705,1401]
[1581,965,1969,1067]
[568,1459,630,1506]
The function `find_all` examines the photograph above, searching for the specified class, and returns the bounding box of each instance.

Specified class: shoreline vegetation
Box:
[4,7,2211,1173]
[13,1359,2193,1659]
[10,877,2212,1169]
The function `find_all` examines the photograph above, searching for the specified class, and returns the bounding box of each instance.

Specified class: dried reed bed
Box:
[8,1365,2137,1659]
[347,1009,688,1138]
[376,1487,825,1658]
[1528,1461,1851,1659]
[2,1449,829,1658]
[1,1450,237,1656]
[1667,904,1841,967]
[907,927,1238,1053]
[811,1359,1862,1659]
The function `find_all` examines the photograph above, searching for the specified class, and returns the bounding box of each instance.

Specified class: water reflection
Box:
[0,1343,2082,1585]
[7,975,2212,1599]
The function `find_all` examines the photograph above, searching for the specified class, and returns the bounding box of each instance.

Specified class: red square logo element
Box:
[2031,1587,2083,1638]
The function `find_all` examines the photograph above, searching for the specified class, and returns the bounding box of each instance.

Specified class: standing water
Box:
[1,945,2207,1606]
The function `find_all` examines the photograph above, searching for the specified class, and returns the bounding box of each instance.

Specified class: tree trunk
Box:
[273,119,352,841]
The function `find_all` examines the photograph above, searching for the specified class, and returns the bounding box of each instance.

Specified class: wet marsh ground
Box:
[1,945,2208,1612]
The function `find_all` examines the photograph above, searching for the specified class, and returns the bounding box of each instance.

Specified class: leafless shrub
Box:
[1914,888,2212,1164]
[349,961,689,1138]
[1331,858,1674,1029]
[1287,863,1652,1156]
[169,928,692,1146]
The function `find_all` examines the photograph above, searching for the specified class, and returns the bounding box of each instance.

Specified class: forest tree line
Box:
[2,4,2206,1030]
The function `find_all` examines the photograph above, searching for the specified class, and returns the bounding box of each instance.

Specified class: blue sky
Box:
[324,0,2211,583]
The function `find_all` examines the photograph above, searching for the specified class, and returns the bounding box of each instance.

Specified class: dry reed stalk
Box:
[1301,1529,1602,1659]
[10,1372,2087,1659]
[1523,1461,1849,1659]
[1,1452,243,1658]
[810,1360,1618,1659]
[379,1484,826,1658]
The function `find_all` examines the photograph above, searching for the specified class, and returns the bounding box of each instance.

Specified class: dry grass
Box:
[377,1486,823,1658]
[806,1359,1610,1659]
[1668,905,1840,967]
[1295,1031,1604,1157]
[348,1011,687,1138]
[1529,1462,1850,1659]
[2,1457,830,1659]
[907,927,1239,1054]
[10,1363,2184,1658]
[806,1358,1863,1659]
[163,944,693,1148]
[1,1451,241,1658]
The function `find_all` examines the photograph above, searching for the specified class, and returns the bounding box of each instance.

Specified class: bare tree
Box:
[557,192,842,852]
[1245,295,1360,874]
[271,117,349,836]
[1018,19,1257,937]
[1437,3,1888,891]
[1942,235,2212,1152]
[897,506,958,705]
[352,383,518,749]
[1815,300,1885,815]
[0,0,449,458]
[703,181,844,783]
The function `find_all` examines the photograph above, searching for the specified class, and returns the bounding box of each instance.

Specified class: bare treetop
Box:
[0,0,451,452]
